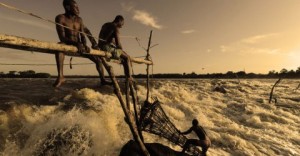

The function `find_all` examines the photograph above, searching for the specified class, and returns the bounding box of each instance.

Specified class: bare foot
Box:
[53,77,65,88]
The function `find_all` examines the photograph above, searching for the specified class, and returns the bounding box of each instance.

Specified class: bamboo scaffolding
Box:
[0,34,153,65]
[0,33,151,156]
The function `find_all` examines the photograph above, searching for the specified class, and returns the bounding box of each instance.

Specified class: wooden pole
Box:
[125,79,131,110]
[100,58,150,156]
[146,31,153,102]
[0,34,153,65]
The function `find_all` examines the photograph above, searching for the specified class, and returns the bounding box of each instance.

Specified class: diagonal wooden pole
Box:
[100,57,150,156]
[125,78,131,110]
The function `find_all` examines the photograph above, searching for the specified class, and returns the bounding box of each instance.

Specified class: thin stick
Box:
[146,31,153,102]
[269,78,282,104]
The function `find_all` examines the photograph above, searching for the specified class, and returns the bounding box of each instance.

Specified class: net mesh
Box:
[139,100,201,155]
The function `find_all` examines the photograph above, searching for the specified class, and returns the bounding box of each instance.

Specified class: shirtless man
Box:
[98,15,133,79]
[180,119,211,156]
[54,0,110,87]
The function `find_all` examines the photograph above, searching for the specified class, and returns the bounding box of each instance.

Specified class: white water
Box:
[0,78,299,156]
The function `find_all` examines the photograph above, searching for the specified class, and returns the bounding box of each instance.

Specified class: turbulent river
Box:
[0,78,299,156]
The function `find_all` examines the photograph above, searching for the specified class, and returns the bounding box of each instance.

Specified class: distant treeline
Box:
[0,70,51,78]
[1,67,300,78]
[134,67,300,79]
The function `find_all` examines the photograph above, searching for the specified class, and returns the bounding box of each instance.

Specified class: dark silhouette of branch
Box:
[269,78,282,104]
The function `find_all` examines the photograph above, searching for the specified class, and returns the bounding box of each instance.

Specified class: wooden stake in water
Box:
[146,31,153,102]
[269,78,282,104]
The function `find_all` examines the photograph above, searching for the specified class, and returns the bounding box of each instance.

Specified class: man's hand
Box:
[77,43,90,54]
[85,45,91,53]
[77,43,85,53]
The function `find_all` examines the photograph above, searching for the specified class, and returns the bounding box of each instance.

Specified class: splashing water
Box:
[0,78,299,156]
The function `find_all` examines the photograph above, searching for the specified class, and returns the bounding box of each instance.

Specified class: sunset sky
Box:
[1,0,300,75]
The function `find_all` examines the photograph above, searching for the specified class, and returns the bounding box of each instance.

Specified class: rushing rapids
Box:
[0,78,299,155]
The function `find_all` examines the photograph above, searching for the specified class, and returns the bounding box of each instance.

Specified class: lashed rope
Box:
[0,63,93,66]
[0,2,140,42]
[0,2,150,68]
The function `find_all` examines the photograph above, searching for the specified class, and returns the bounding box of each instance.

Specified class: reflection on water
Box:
[0,78,299,155]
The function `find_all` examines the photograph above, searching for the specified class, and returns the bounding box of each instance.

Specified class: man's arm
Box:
[79,18,87,45]
[83,26,99,49]
[77,18,91,53]
[181,127,193,135]
[55,15,78,45]
[114,27,123,49]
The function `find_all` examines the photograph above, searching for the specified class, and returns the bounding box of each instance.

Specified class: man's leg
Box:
[53,52,65,87]
[181,139,191,153]
[181,139,201,154]
[120,52,132,78]
[89,56,111,85]
[199,139,211,156]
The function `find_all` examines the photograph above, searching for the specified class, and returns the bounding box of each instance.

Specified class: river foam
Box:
[0,78,299,155]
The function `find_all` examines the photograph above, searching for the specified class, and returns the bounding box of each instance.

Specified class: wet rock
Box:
[119,140,190,156]
[213,86,227,94]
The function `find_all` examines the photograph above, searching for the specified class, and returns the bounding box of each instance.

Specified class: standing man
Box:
[180,119,211,156]
[54,0,110,87]
[98,15,133,79]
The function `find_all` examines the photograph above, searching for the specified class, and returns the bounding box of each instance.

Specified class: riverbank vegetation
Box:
[1,67,300,78]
